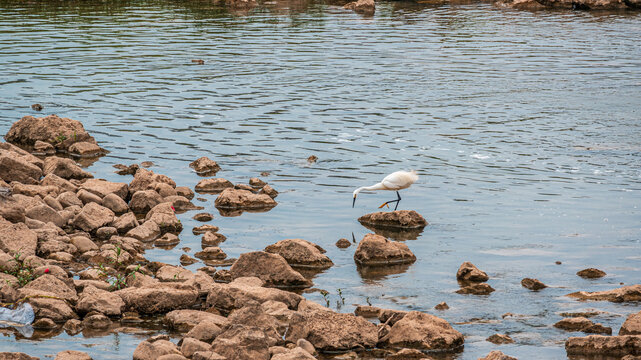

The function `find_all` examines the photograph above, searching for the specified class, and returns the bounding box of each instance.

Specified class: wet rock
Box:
[535,0,627,10]
[145,202,182,233]
[68,141,105,157]
[521,278,547,291]
[126,221,161,242]
[577,268,606,279]
[33,140,54,154]
[344,0,375,15]
[259,184,278,199]
[555,317,612,334]
[116,283,198,314]
[235,183,254,191]
[129,168,176,194]
[0,151,43,185]
[165,195,201,211]
[0,354,39,360]
[54,350,92,360]
[355,305,381,318]
[206,277,304,314]
[154,183,176,198]
[57,191,83,208]
[5,114,98,150]
[567,285,641,303]
[175,188,194,202]
[456,283,495,295]
[307,155,318,163]
[195,178,233,193]
[336,238,351,248]
[354,233,416,266]
[435,302,449,310]
[358,210,427,230]
[195,246,227,260]
[211,324,271,360]
[193,212,213,222]
[265,239,333,269]
[272,347,316,360]
[456,262,489,282]
[478,351,518,360]
[101,193,128,214]
[72,202,114,233]
[133,338,182,360]
[487,334,515,344]
[229,251,311,288]
[565,335,641,356]
[202,231,226,246]
[129,190,163,214]
[249,177,267,188]
[620,311,641,335]
[378,311,463,351]
[44,157,92,180]
[83,313,112,329]
[286,309,378,351]
[113,212,139,234]
[165,309,228,332]
[28,296,78,322]
[214,188,277,210]
[33,317,57,329]
[386,348,427,359]
[190,156,221,174]
[179,254,198,266]
[63,319,83,335]
[114,163,139,176]
[77,189,102,205]
[76,285,125,316]
[156,233,180,247]
[193,224,219,234]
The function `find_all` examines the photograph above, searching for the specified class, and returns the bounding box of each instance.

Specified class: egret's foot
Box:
[378,202,390,209]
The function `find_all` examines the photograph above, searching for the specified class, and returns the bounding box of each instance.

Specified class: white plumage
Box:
[352,170,418,210]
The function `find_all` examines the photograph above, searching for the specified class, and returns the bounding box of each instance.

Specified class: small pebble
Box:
[434,301,449,310]
[31,103,43,111]
[307,155,318,163]
[260,171,270,177]
[140,161,153,168]
[193,212,214,222]
[555,261,562,265]
[192,59,205,65]
[336,238,351,248]
[182,247,191,252]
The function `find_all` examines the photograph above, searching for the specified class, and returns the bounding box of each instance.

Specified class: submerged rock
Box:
[358,210,427,230]
[567,285,641,303]
[457,262,490,282]
[189,156,221,174]
[456,283,495,295]
[264,239,333,269]
[565,335,641,356]
[379,311,464,352]
[353,233,416,266]
[478,351,519,360]
[554,317,612,335]
[487,334,515,344]
[621,311,641,335]
[214,188,277,210]
[521,278,547,291]
[344,0,375,15]
[435,302,449,310]
[577,268,606,279]
[229,251,311,288]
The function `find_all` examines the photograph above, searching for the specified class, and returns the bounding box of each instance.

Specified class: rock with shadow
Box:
[358,210,427,240]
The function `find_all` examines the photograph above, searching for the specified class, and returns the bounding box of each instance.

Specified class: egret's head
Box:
[352,189,359,208]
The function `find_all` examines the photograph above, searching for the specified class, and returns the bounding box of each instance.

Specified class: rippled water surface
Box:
[1,0,640,358]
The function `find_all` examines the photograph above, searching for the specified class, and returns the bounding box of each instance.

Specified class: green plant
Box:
[98,264,141,290]
[337,288,345,305]
[320,290,330,307]
[73,131,77,141]
[55,133,67,143]
[1,253,37,287]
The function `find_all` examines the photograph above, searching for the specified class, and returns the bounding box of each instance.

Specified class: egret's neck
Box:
[354,182,385,196]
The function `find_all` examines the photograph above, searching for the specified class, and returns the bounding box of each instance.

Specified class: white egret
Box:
[352,170,418,211]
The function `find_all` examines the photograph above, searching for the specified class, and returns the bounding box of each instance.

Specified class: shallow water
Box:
[1,0,640,358]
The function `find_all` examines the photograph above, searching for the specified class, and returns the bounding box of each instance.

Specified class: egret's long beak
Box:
[352,196,356,208]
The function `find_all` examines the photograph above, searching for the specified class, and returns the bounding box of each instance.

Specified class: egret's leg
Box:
[378,191,402,210]
[394,191,401,211]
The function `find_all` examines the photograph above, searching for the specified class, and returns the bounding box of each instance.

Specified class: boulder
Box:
[80,179,128,199]
[126,221,161,242]
[42,174,78,194]
[271,347,315,360]
[129,168,176,194]
[206,277,303,314]
[0,152,42,185]
[5,114,97,149]
[201,232,226,247]
[11,183,58,198]
[156,265,194,282]
[175,186,194,200]
[554,317,611,334]
[113,212,139,234]
[68,141,105,157]
[156,233,180,247]
[28,296,78,322]
[63,319,83,335]
[76,285,125,316]
[353,233,416,266]
[0,197,26,223]
[72,202,114,233]
[229,251,311,288]
[264,239,333,269]
[577,268,606,279]
[211,324,271,360]
[286,309,378,351]
[379,311,464,351]
[165,309,228,332]
[43,157,92,180]
[57,191,83,208]
[621,311,641,335]
[565,335,641,356]
[357,210,427,229]
[43,195,63,211]
[0,354,39,360]
[0,222,37,257]
[456,262,489,282]
[214,188,277,209]
[478,351,518,360]
[189,157,221,174]
[133,338,182,360]
[129,190,163,214]
[259,185,278,199]
[20,274,78,303]
[568,285,641,303]
[226,302,282,343]
[195,178,233,193]
[186,320,223,342]
[25,204,65,227]
[77,189,102,205]
[55,350,92,360]
[521,278,547,291]
[116,283,198,314]
[343,0,375,14]
[144,202,182,233]
[386,348,428,359]
[181,338,212,358]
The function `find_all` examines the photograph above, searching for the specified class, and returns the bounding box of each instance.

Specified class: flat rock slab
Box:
[378,311,464,352]
[565,335,641,356]
[567,285,641,303]
[264,239,333,269]
[358,210,427,229]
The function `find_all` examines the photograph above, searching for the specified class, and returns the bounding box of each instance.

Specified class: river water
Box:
[0,0,640,358]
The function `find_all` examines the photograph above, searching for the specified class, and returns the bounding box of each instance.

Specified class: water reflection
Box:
[359,222,425,241]
[356,263,412,282]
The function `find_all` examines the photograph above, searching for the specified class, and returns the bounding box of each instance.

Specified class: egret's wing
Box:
[381,171,405,190]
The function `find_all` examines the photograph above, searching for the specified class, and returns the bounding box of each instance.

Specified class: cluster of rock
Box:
[492,0,640,11]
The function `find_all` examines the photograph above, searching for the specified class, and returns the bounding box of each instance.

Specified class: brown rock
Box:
[63,319,83,335]
[5,114,97,149]
[33,140,54,154]
[249,177,266,188]
[181,338,211,358]
[536,0,626,10]
[487,334,515,344]
[521,278,547,291]
[175,186,194,200]
[0,197,26,223]
[114,163,139,175]
[191,352,226,360]
[567,285,641,303]
[195,246,227,260]
[335,238,351,248]
[271,347,315,360]
[354,233,416,266]
[54,350,92,360]
[565,335,641,356]
[28,296,78,322]
[43,195,63,211]
[0,152,42,185]
[265,239,333,269]
[77,189,102,205]
[44,157,92,180]
[129,190,163,213]
[156,233,180,247]
[456,283,495,295]
[57,191,83,208]
[457,262,489,282]
[116,283,198,314]
[202,232,226,247]
[189,157,221,174]
[259,184,278,199]
[227,302,282,343]
[193,224,219,234]
[214,188,277,209]
[195,178,233,193]
[354,305,381,318]
[229,251,311,288]
[193,212,213,222]
[11,183,58,199]
[0,353,39,360]
[33,317,57,329]
[211,324,271,360]
[165,309,228,332]
[128,168,175,194]
[577,268,606,279]
[206,277,303,313]
[68,141,105,157]
[357,210,427,229]
[76,285,125,316]
[379,311,463,351]
[20,274,78,302]
[286,309,378,351]
[72,202,114,233]
[186,320,223,342]
[81,179,128,200]
[478,351,518,360]
[344,0,375,14]
[126,221,161,242]
[144,202,182,233]
[435,302,449,310]
[621,311,641,335]
[42,174,78,194]
[83,313,112,329]
[179,254,198,266]
[133,338,182,360]
[25,203,64,227]
[113,212,139,234]
[156,265,194,282]
[554,317,612,334]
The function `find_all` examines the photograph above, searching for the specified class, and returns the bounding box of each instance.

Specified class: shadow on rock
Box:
[359,222,424,241]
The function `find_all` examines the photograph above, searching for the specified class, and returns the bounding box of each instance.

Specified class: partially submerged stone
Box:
[5,114,99,151]
[190,156,221,174]
[565,335,641,356]
[487,334,515,344]
[344,0,375,15]
[457,262,490,282]
[620,311,641,335]
[195,247,227,260]
[335,238,351,248]
[214,188,277,210]
[133,337,182,360]
[195,178,233,193]
[577,268,606,279]
[521,278,547,291]
[357,210,427,230]
[229,251,311,288]
[478,351,518,360]
[554,317,612,335]
[44,157,93,180]
[567,285,641,303]
[456,283,495,295]
[353,233,416,266]
[378,311,464,352]
[264,239,333,269]
[165,309,228,332]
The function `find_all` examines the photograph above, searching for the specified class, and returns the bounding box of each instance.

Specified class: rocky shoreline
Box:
[1,114,640,360]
